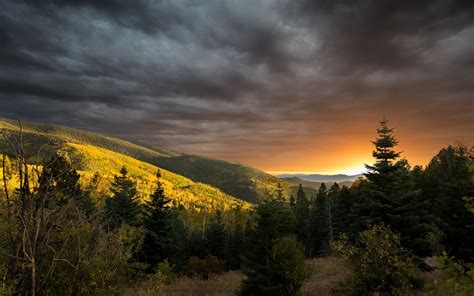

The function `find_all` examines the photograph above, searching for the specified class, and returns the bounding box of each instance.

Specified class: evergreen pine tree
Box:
[294,184,310,250]
[365,118,401,186]
[309,183,330,256]
[240,199,301,295]
[332,185,353,238]
[327,183,340,243]
[137,170,186,271]
[361,119,436,258]
[186,229,209,259]
[205,210,226,259]
[226,223,244,270]
[422,145,474,260]
[105,166,141,228]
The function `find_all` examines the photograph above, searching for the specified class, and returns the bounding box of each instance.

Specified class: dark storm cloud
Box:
[0,0,473,167]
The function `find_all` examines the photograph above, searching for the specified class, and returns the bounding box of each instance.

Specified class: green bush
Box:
[155,260,176,284]
[332,224,424,295]
[147,260,176,294]
[431,254,474,295]
[271,236,311,295]
[239,200,309,296]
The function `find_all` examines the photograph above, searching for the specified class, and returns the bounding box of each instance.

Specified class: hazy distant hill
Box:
[277,173,363,183]
[282,176,353,189]
[0,118,287,203]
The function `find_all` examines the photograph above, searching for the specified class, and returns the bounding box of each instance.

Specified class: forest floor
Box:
[129,256,446,295]
[129,257,348,296]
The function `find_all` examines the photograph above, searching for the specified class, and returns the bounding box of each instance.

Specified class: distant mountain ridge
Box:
[282,177,354,189]
[277,173,363,183]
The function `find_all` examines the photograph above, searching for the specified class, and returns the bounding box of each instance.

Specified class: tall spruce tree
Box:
[205,210,226,259]
[138,170,185,271]
[105,166,141,228]
[186,228,209,259]
[361,119,435,258]
[226,223,244,270]
[309,183,330,256]
[332,185,353,238]
[294,184,310,250]
[421,145,474,260]
[365,118,401,185]
[240,199,304,295]
[327,183,340,243]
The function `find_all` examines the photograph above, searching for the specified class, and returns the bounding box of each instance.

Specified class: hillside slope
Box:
[0,137,250,216]
[0,118,287,203]
[0,118,180,161]
[66,142,250,212]
[152,155,287,203]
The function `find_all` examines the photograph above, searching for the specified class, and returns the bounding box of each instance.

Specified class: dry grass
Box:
[303,257,349,296]
[126,271,242,296]
[161,271,242,296]
[125,256,459,295]
[127,257,348,296]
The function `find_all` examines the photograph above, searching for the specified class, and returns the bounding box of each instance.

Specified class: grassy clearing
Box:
[303,257,349,295]
[128,257,348,296]
[128,256,462,295]
[162,271,242,296]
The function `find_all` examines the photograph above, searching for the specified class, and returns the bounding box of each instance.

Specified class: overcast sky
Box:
[1,0,473,173]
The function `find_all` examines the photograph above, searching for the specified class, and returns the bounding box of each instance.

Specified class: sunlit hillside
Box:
[0,118,180,160]
[0,118,289,202]
[66,143,250,212]
[0,120,253,225]
[0,145,250,216]
[0,141,249,211]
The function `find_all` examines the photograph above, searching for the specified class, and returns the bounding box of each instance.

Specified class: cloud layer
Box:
[1,0,473,172]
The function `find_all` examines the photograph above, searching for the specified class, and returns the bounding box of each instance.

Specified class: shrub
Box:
[432,254,474,295]
[239,234,309,296]
[146,260,176,294]
[239,200,309,295]
[332,224,424,295]
[156,259,176,284]
[271,236,311,295]
[185,256,225,279]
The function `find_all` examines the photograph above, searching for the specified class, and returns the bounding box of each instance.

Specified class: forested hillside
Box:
[0,120,251,216]
[153,155,288,203]
[0,118,288,203]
